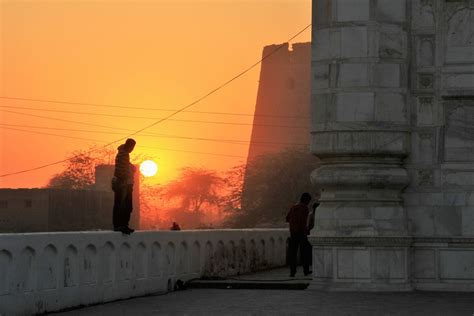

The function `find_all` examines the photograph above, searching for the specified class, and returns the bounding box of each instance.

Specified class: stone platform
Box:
[188,267,311,290]
[52,288,474,315]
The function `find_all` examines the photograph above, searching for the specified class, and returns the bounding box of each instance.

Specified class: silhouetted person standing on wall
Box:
[170,222,181,231]
[286,192,312,277]
[112,138,136,235]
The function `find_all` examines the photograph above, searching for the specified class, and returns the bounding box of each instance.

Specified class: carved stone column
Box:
[309,0,412,291]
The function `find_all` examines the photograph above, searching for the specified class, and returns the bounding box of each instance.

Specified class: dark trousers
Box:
[113,184,133,229]
[288,233,311,275]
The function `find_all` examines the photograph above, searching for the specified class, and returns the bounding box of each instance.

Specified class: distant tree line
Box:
[223,148,318,228]
[47,147,318,229]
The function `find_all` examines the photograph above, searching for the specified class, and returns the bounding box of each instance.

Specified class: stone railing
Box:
[0,229,288,315]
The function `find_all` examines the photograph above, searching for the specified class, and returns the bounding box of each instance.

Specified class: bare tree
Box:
[159,167,224,228]
[46,146,123,189]
[139,183,165,230]
[223,148,318,228]
[164,167,223,213]
[47,150,101,189]
[221,163,245,213]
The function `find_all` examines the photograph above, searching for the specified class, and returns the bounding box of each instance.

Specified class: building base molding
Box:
[308,280,414,292]
[309,237,474,292]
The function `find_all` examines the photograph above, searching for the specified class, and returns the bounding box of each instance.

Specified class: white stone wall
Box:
[310,236,474,291]
[0,229,288,315]
[413,237,474,291]
[310,237,412,291]
[311,0,474,291]
[311,0,411,241]
[405,0,474,239]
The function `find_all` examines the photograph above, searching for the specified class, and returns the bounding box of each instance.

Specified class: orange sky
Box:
[0,0,311,188]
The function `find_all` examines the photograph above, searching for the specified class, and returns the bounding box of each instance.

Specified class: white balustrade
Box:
[0,229,288,315]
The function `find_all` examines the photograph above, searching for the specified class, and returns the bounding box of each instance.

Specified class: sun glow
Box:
[140,160,158,177]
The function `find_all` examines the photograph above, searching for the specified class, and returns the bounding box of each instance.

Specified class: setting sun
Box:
[140,160,158,177]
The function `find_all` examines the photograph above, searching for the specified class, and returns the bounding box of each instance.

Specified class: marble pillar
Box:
[309,0,412,291]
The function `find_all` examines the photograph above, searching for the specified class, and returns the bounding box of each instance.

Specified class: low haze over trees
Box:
[224,148,317,228]
[160,167,224,228]
[47,148,317,230]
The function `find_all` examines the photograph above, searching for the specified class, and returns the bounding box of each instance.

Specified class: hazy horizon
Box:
[0,0,311,188]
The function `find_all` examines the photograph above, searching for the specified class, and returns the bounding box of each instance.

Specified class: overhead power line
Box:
[1,110,308,146]
[0,126,247,159]
[0,23,312,178]
[1,109,134,131]
[1,126,108,143]
[0,123,308,146]
[2,109,307,134]
[0,97,307,119]
[0,106,308,129]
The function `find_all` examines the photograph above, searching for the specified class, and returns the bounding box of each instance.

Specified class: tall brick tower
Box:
[246,42,311,162]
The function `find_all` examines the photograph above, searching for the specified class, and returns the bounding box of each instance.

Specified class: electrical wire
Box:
[1,109,134,131]
[0,126,247,159]
[2,109,309,141]
[0,96,307,119]
[0,105,308,129]
[0,23,312,178]
[0,122,308,147]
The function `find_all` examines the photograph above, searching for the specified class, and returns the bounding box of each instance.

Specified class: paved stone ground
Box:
[53,289,474,316]
[214,268,312,282]
[51,267,474,315]
[189,268,311,290]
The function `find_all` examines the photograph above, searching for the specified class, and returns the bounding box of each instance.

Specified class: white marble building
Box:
[310,0,474,291]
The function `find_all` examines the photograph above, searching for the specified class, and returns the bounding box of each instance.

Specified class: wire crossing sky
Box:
[0,23,311,180]
[0,96,307,119]
[0,0,312,187]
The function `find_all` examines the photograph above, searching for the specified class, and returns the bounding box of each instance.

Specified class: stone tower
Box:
[310,0,474,291]
[246,42,311,162]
